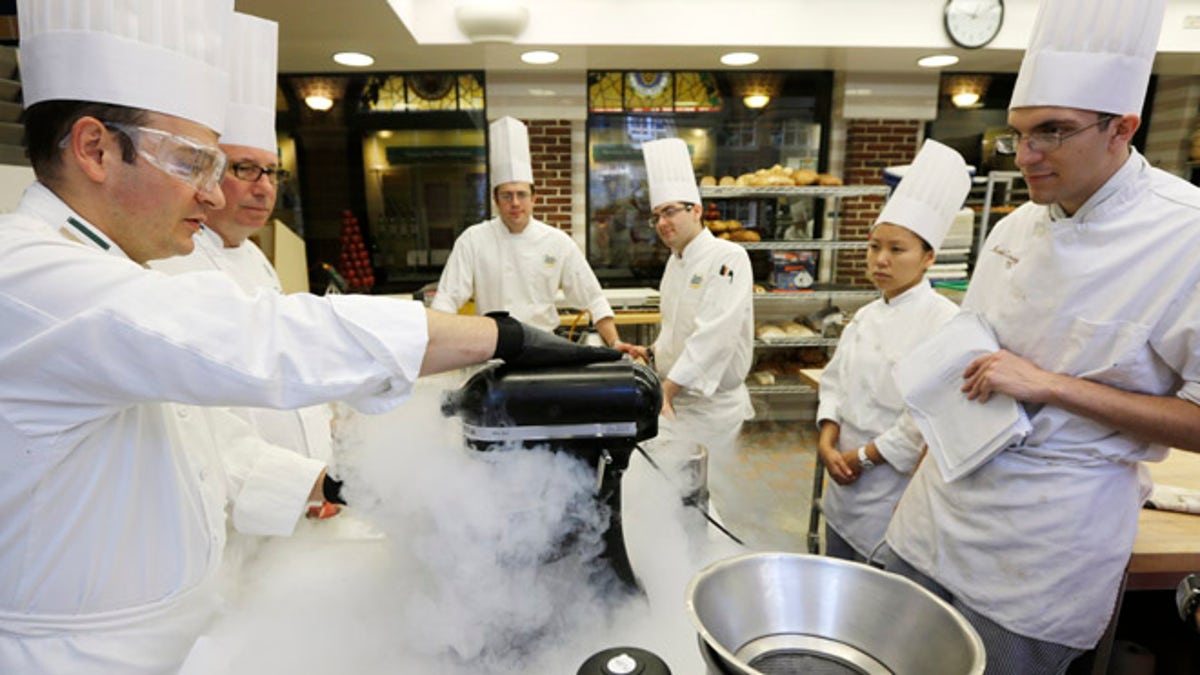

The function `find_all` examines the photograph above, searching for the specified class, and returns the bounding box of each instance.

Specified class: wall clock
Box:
[944,0,1004,49]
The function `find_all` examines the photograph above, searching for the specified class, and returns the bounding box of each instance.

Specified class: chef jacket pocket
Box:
[1049,316,1154,390]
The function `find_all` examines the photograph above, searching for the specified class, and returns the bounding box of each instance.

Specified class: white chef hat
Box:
[874,139,971,252]
[642,138,701,210]
[1010,0,1166,115]
[17,0,233,134]
[220,13,278,153]
[489,116,534,189]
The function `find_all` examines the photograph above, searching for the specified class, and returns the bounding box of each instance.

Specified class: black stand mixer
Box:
[441,359,661,591]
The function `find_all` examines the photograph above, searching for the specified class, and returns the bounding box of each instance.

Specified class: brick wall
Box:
[835,119,923,287]
[527,119,574,232]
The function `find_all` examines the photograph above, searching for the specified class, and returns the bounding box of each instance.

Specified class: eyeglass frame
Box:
[229,161,290,186]
[648,202,695,227]
[57,121,228,194]
[993,115,1118,156]
[495,188,533,203]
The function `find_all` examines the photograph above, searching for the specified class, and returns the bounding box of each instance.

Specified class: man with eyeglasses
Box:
[620,138,754,523]
[881,1,1200,672]
[432,116,622,348]
[149,13,348,555]
[0,3,617,673]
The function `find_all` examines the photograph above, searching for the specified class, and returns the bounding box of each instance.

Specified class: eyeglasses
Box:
[230,161,290,186]
[101,122,228,193]
[496,190,531,203]
[648,203,693,227]
[994,115,1116,156]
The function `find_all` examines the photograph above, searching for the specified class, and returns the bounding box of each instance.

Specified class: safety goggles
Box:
[101,121,228,194]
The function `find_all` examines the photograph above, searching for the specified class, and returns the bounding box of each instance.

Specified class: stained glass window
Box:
[625,72,673,112]
[457,74,484,110]
[361,72,485,113]
[372,76,407,111]
[674,72,722,112]
[587,71,724,113]
[588,72,624,112]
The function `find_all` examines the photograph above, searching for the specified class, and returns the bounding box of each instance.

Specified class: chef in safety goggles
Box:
[0,2,617,673]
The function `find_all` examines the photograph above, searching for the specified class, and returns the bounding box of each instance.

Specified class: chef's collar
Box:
[22,182,130,261]
[675,226,714,260]
[883,277,934,306]
[1047,148,1143,224]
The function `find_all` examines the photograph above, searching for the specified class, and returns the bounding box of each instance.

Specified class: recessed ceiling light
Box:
[720,52,760,66]
[333,51,375,67]
[528,88,558,97]
[521,50,560,65]
[918,54,960,68]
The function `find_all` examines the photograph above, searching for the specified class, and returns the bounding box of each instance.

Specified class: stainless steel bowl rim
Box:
[685,551,986,675]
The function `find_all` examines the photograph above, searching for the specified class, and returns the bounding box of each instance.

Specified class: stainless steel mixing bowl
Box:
[686,552,985,674]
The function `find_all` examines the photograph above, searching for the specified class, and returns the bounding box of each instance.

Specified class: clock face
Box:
[945,0,1004,49]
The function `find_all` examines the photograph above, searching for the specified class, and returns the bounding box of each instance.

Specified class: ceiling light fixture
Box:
[945,74,991,109]
[952,91,981,108]
[721,52,760,66]
[520,50,560,65]
[333,51,375,67]
[454,2,530,43]
[743,94,771,109]
[304,95,334,111]
[918,54,960,68]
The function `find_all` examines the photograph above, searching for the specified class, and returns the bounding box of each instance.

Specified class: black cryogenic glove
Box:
[322,474,347,505]
[489,311,622,369]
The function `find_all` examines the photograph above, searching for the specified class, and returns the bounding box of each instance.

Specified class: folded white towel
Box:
[1146,483,1200,515]
[893,311,1031,482]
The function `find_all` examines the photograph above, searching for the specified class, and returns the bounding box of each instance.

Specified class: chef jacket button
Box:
[198,469,206,481]
[177,408,189,418]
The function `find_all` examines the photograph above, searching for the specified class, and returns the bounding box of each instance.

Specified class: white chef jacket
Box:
[817,281,959,558]
[0,183,429,673]
[152,226,336,532]
[651,229,755,488]
[887,150,1200,649]
[431,217,614,332]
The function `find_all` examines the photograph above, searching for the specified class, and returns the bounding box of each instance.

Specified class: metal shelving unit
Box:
[700,185,891,199]
[746,384,814,395]
[754,337,839,348]
[703,185,886,416]
[737,240,868,252]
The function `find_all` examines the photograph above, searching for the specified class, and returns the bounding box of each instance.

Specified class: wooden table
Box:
[1128,449,1200,590]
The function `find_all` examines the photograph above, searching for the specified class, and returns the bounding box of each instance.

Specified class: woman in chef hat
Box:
[816,139,971,562]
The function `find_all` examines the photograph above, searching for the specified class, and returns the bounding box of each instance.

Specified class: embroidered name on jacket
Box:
[990,245,1019,268]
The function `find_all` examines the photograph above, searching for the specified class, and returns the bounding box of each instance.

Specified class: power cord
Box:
[634,444,746,547]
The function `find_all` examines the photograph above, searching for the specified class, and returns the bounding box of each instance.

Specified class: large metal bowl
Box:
[686,553,984,675]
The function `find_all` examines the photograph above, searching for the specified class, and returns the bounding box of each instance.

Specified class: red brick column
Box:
[836,119,922,287]
[527,119,574,232]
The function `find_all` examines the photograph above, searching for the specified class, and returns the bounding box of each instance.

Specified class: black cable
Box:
[634,444,745,547]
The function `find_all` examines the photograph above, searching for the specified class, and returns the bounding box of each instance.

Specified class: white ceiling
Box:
[237,0,1200,78]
